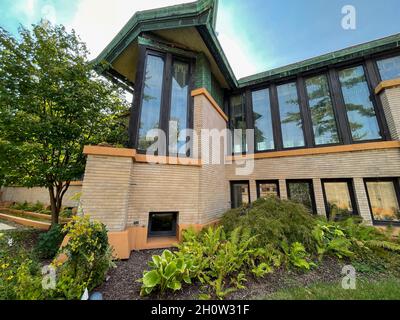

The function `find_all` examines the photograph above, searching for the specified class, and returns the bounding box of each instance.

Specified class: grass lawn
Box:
[263,277,400,300]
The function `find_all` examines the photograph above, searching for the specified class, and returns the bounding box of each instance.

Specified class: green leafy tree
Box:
[0,22,129,225]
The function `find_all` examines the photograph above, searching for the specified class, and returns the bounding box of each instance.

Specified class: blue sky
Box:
[1,0,400,79]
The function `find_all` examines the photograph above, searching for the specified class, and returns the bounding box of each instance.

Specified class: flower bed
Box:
[136,197,400,300]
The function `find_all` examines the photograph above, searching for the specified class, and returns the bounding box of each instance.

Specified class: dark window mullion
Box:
[364,60,391,140]
[269,84,283,150]
[327,68,352,145]
[297,76,314,147]
[186,59,195,158]
[245,89,254,154]
[161,53,173,156]
[129,45,147,149]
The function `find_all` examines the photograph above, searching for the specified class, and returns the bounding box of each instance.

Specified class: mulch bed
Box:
[97,249,348,300]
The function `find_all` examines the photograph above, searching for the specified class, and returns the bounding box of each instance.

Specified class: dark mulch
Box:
[97,249,348,300]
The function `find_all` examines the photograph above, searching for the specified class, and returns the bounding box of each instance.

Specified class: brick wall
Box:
[226,148,400,224]
[195,94,230,224]
[81,155,133,231]
[1,185,81,208]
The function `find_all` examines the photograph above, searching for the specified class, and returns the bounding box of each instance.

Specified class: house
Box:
[6,0,400,259]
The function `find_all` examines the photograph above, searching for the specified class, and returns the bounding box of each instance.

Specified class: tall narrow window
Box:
[277,82,305,148]
[230,181,250,208]
[365,179,400,224]
[169,60,189,156]
[287,180,316,214]
[305,75,339,145]
[338,66,381,141]
[230,95,247,153]
[138,55,165,150]
[322,180,357,220]
[252,89,274,151]
[377,55,400,81]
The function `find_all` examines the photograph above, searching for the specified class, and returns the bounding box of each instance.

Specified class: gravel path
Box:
[97,249,348,300]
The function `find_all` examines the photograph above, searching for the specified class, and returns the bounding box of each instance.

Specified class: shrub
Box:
[0,216,114,300]
[10,201,45,212]
[35,224,66,259]
[312,221,354,260]
[221,197,318,252]
[58,216,115,297]
[60,208,74,218]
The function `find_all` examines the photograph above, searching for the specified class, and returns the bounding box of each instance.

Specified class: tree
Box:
[0,21,129,225]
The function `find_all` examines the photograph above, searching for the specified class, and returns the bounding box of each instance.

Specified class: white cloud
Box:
[15,0,37,24]
[217,32,260,79]
[67,0,193,59]
[215,3,273,79]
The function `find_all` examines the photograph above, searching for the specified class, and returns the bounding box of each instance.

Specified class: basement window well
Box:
[148,212,178,237]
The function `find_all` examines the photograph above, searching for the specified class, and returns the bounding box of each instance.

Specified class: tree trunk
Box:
[48,181,71,226]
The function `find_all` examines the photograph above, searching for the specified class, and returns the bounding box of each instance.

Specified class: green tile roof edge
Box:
[93,0,238,87]
[238,33,400,88]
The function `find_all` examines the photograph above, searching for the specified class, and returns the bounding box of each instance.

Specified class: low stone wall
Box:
[0,185,82,208]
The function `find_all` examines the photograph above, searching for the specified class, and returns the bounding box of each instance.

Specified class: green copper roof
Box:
[94,0,237,87]
[238,33,400,88]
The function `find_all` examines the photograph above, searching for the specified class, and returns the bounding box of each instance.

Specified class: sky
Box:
[1,0,400,79]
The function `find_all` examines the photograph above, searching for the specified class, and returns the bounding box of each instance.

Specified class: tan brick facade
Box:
[379,86,400,140]
[80,89,231,257]
[226,148,400,223]
[77,85,400,258]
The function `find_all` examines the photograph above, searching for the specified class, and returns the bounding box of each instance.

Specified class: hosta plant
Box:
[140,250,195,296]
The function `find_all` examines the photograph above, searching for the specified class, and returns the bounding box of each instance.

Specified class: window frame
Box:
[230,180,251,209]
[167,57,194,157]
[229,93,248,155]
[256,180,280,199]
[148,212,178,237]
[227,51,397,156]
[321,178,358,220]
[374,51,400,82]
[286,179,317,214]
[303,73,342,147]
[250,87,276,153]
[364,177,400,226]
[335,63,386,144]
[276,80,307,150]
[131,46,195,156]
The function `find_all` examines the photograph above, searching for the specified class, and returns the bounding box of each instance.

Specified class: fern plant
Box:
[281,241,315,270]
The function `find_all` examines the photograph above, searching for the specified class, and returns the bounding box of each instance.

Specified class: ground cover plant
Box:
[139,197,400,299]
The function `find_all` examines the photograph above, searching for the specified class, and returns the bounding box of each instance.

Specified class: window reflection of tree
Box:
[138,56,164,151]
[231,95,247,153]
[252,89,274,151]
[339,67,381,141]
[306,75,339,145]
[278,83,304,148]
[170,61,189,155]
[289,183,313,212]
